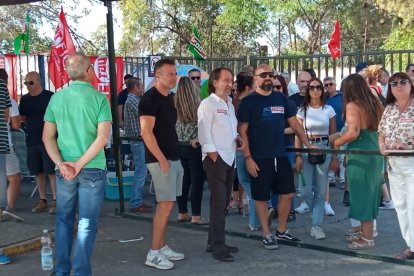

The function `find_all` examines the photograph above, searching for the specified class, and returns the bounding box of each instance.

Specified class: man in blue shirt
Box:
[238,64,314,250]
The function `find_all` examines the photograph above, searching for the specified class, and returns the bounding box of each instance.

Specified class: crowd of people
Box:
[1,56,414,272]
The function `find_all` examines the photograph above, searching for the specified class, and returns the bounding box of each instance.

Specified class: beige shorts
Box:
[6,147,21,176]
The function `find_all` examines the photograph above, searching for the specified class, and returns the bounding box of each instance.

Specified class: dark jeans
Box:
[203,155,234,253]
[176,145,206,216]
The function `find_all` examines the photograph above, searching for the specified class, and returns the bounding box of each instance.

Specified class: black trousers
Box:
[176,145,206,216]
[203,155,235,253]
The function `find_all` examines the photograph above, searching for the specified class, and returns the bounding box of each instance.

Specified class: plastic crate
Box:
[105,171,134,201]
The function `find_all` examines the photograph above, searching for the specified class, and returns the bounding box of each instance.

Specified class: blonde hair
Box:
[175,76,200,123]
[364,65,382,85]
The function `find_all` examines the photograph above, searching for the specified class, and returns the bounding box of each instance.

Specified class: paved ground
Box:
[1,177,414,275]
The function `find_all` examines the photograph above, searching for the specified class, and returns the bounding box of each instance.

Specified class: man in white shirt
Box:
[198,67,243,263]
[380,68,389,98]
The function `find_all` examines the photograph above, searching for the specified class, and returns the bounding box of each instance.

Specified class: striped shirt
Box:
[123,93,141,137]
[0,80,11,154]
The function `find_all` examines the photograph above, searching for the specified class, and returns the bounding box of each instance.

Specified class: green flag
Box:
[188,26,206,60]
[14,12,30,55]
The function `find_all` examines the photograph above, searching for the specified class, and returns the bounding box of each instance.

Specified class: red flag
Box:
[328,20,341,59]
[48,7,76,90]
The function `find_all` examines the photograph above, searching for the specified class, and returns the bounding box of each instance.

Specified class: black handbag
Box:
[304,108,327,164]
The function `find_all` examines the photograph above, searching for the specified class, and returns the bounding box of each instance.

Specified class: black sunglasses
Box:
[274,85,282,90]
[390,79,409,87]
[190,76,201,80]
[324,83,334,87]
[24,81,34,86]
[309,85,323,91]
[255,72,274,79]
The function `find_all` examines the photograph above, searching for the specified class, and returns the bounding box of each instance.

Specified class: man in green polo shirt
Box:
[43,52,112,276]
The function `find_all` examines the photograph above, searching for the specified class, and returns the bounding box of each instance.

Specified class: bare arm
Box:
[288,116,313,148]
[237,121,260,177]
[140,115,169,172]
[378,133,387,155]
[42,121,62,166]
[10,114,21,130]
[334,103,361,148]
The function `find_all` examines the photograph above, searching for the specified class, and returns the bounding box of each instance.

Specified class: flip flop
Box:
[395,249,414,260]
[177,217,191,223]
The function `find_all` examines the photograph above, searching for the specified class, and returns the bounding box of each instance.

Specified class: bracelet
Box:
[245,155,252,160]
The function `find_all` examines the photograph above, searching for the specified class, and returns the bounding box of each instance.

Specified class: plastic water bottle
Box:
[40,229,53,271]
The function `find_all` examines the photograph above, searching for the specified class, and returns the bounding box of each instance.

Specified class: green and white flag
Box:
[14,11,30,55]
[188,26,206,60]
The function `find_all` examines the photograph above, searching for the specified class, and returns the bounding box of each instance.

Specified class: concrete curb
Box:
[1,230,55,257]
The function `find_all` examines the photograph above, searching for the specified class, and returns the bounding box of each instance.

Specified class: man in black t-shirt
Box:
[139,59,184,270]
[19,71,56,214]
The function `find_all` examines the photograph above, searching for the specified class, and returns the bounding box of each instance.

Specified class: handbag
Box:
[304,108,326,164]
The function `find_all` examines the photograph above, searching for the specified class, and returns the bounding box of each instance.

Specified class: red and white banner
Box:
[0,54,18,100]
[48,7,76,90]
[89,56,124,99]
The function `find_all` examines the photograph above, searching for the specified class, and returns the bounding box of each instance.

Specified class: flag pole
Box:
[102,0,125,214]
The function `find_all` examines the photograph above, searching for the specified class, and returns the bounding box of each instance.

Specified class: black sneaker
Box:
[275,229,301,242]
[262,234,278,250]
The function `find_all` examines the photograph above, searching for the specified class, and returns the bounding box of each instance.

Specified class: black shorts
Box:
[250,157,295,201]
[26,145,55,175]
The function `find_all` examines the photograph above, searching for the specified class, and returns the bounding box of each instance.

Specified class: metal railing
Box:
[9,49,414,97]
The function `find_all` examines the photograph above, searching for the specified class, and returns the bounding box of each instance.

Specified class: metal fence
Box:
[10,49,414,97]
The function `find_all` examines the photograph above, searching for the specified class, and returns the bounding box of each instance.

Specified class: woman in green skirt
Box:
[333,74,384,249]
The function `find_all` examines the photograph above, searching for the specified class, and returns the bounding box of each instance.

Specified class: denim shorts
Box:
[147,160,183,202]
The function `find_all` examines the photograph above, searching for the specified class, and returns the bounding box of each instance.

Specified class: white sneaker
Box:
[249,224,260,231]
[294,201,310,214]
[379,200,395,210]
[310,226,326,240]
[324,202,335,216]
[160,245,184,261]
[145,250,174,270]
[2,210,24,222]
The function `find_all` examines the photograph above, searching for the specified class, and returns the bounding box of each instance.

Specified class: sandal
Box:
[395,248,414,260]
[347,237,375,250]
[346,234,361,243]
[238,206,243,215]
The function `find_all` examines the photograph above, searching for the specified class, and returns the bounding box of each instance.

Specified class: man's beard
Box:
[260,81,273,91]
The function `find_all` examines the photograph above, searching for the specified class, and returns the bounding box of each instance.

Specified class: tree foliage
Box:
[0,0,104,54]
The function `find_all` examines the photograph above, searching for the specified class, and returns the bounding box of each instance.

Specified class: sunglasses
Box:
[256,72,274,79]
[190,76,201,80]
[274,85,282,90]
[324,83,334,87]
[24,81,35,86]
[309,85,323,91]
[390,79,409,87]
